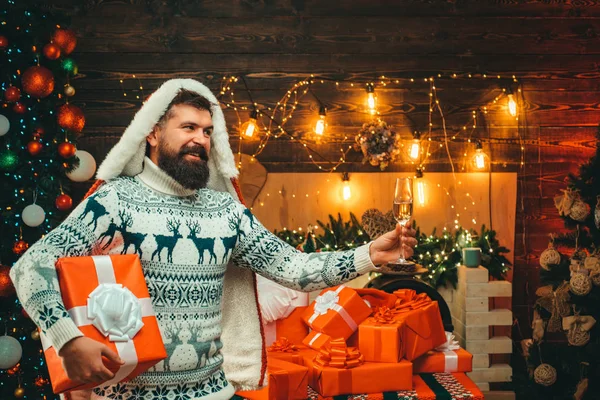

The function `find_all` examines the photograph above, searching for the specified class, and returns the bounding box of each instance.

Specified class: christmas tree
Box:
[0,1,91,398]
[522,126,600,399]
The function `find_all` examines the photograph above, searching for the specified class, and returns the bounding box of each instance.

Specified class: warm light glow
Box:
[472,148,487,170]
[507,93,517,117]
[366,84,377,115]
[315,106,327,135]
[343,181,351,200]
[409,140,420,160]
[241,110,259,138]
[417,179,425,205]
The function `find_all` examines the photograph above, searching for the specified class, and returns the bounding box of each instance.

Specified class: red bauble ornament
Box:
[32,126,45,138]
[7,364,20,376]
[43,43,61,60]
[0,35,8,49]
[57,104,85,133]
[27,140,43,156]
[13,102,25,114]
[34,376,48,387]
[4,86,21,102]
[0,265,15,297]
[58,142,76,158]
[12,240,29,255]
[22,66,55,98]
[55,193,73,211]
[51,29,77,55]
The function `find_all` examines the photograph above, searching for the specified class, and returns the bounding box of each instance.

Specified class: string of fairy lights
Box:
[118,72,526,235]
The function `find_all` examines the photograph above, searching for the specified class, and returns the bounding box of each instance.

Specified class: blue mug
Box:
[462,247,482,268]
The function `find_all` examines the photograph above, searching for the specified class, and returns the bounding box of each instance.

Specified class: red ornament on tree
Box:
[32,126,45,138]
[57,103,85,133]
[58,142,76,158]
[51,28,77,55]
[0,265,15,297]
[27,140,43,156]
[4,86,21,102]
[34,376,48,387]
[12,240,29,255]
[55,193,73,211]
[0,35,8,49]
[43,43,61,60]
[13,102,25,114]
[22,66,55,98]
[7,364,20,376]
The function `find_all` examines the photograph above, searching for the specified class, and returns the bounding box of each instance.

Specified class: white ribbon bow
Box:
[314,290,341,316]
[435,331,460,352]
[87,283,144,342]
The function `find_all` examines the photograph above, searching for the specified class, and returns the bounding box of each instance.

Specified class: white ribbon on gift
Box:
[307,285,358,331]
[40,255,155,387]
[433,331,461,372]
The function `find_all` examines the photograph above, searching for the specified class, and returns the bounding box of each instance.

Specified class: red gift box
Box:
[236,358,308,400]
[303,285,372,341]
[302,330,332,350]
[358,309,403,363]
[393,290,446,361]
[40,255,166,394]
[413,332,473,373]
[301,339,412,396]
[264,306,309,347]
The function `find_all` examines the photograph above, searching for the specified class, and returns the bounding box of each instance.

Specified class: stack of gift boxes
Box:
[239,285,475,399]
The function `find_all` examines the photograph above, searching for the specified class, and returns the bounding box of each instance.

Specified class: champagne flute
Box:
[391,177,414,266]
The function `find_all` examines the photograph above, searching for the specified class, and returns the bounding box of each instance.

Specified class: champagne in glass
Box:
[391,177,414,266]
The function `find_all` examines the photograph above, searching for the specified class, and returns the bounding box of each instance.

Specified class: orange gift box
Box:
[236,358,308,400]
[264,306,309,346]
[301,350,413,396]
[358,316,403,363]
[303,285,372,341]
[303,330,333,350]
[393,290,446,361]
[413,348,473,373]
[41,254,167,394]
[267,338,308,365]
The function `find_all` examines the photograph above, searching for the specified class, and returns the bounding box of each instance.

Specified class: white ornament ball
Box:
[570,200,590,222]
[0,335,23,369]
[22,203,46,227]
[67,150,96,182]
[570,273,592,296]
[540,247,561,270]
[0,114,9,136]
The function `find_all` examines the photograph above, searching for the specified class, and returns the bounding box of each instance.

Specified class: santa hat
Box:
[88,79,267,390]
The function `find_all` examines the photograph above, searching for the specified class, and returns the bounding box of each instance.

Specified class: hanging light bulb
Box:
[409,131,421,160]
[314,106,327,135]
[240,109,259,138]
[471,141,489,170]
[342,172,351,201]
[415,168,425,206]
[366,84,377,115]
[506,88,517,117]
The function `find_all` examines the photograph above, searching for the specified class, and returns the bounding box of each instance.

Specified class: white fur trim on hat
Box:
[96,79,239,192]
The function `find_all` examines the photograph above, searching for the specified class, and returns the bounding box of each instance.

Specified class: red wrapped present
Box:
[413,332,473,373]
[236,358,308,400]
[302,338,412,396]
[258,277,309,346]
[40,255,167,394]
[303,285,372,341]
[267,338,305,365]
[393,290,446,361]
[303,330,332,350]
[358,306,403,363]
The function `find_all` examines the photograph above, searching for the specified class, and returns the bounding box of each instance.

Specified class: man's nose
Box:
[192,131,210,146]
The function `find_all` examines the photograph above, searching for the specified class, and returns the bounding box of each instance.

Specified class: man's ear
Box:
[147,126,159,149]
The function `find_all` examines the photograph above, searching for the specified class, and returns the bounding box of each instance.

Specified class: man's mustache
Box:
[180,146,208,161]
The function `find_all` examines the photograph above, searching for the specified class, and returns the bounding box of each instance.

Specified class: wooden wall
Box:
[49,0,600,361]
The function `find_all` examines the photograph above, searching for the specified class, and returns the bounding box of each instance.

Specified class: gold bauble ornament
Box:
[30,330,40,341]
[540,245,561,270]
[14,386,25,398]
[534,363,557,386]
[567,324,591,346]
[64,84,75,97]
[570,273,592,296]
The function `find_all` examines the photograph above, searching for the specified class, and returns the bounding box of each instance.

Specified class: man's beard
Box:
[157,140,210,190]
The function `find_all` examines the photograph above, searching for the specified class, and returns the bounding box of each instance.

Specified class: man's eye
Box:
[184,126,194,130]
[204,129,213,136]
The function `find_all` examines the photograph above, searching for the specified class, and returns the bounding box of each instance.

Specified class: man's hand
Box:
[58,336,124,384]
[64,389,93,400]
[368,219,418,266]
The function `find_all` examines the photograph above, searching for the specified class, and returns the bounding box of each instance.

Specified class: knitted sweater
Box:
[10,159,377,400]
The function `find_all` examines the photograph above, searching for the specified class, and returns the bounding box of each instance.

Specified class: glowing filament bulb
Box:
[366,84,376,114]
[471,142,489,170]
[342,172,351,200]
[315,106,326,135]
[415,169,425,205]
[507,93,517,117]
[241,110,259,137]
[410,139,420,160]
